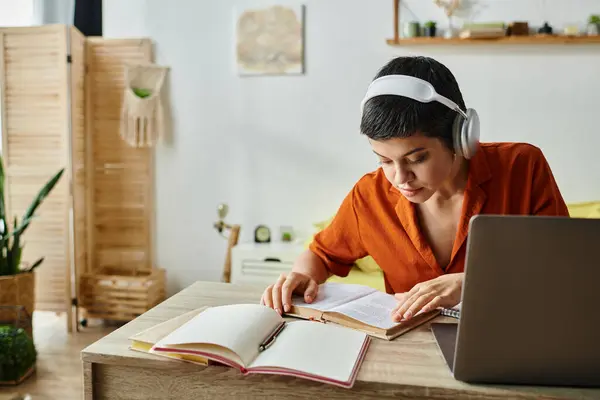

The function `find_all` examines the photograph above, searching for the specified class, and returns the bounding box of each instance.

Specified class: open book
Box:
[287,282,440,340]
[150,303,370,388]
[129,308,210,365]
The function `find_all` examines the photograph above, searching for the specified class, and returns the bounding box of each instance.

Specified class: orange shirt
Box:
[308,142,570,294]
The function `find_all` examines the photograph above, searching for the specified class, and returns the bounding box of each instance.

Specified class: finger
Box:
[420,295,445,314]
[281,274,300,313]
[392,292,408,312]
[406,283,422,298]
[392,285,422,313]
[304,279,318,304]
[263,286,274,308]
[271,274,287,314]
[404,293,437,320]
[393,290,425,321]
[391,294,405,315]
[394,292,407,301]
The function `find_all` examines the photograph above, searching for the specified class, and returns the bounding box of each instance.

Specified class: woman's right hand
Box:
[260,272,319,315]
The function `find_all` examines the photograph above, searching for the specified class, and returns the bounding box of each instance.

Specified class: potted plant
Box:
[0,154,64,334]
[0,325,36,385]
[424,21,437,37]
[588,15,600,35]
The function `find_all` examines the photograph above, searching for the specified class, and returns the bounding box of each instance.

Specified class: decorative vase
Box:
[403,22,421,38]
[538,22,553,35]
[587,23,599,36]
[424,26,437,37]
[0,271,35,339]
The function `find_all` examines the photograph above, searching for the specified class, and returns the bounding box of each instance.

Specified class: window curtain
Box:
[32,0,102,36]
[73,0,102,36]
[32,0,75,25]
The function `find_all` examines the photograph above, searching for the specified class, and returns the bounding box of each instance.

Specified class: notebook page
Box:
[153,304,282,367]
[329,290,400,330]
[250,320,367,384]
[291,282,376,311]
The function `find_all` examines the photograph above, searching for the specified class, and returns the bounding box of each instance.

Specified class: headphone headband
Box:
[360,74,480,160]
[360,75,467,119]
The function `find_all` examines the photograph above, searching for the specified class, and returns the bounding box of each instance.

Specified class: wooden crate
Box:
[79,267,165,322]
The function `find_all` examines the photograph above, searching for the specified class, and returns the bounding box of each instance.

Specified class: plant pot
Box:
[424,26,437,37]
[0,271,35,338]
[0,326,36,386]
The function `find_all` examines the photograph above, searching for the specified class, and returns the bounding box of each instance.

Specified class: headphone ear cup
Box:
[462,108,480,159]
[452,114,464,157]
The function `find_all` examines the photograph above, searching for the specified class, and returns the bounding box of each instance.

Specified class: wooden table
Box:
[81,281,599,399]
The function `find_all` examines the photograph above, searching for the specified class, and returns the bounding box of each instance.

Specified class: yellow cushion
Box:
[567,201,600,219]
[326,268,386,292]
[354,256,381,273]
[307,216,383,274]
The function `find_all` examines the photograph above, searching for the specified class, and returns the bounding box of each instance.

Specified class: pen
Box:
[259,321,286,352]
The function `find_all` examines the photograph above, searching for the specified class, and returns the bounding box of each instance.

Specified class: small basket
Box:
[0,273,35,338]
[79,267,166,322]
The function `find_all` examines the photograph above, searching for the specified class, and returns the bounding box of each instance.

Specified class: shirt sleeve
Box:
[529,148,570,216]
[308,185,369,277]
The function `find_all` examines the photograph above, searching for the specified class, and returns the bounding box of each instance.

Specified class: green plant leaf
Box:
[0,240,7,276]
[133,87,152,98]
[21,168,64,222]
[0,162,63,276]
[7,216,17,274]
[21,257,43,273]
[0,154,7,239]
[11,246,23,275]
[9,216,34,241]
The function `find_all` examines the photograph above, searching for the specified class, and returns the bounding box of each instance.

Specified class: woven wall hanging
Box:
[120,63,169,147]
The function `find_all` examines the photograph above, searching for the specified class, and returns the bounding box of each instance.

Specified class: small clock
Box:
[254,225,271,243]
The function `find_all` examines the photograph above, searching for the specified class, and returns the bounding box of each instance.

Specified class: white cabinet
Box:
[230,243,305,285]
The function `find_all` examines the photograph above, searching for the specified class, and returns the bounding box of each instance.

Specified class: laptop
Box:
[431,214,600,387]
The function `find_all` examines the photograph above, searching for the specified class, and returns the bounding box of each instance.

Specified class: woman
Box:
[260,56,569,322]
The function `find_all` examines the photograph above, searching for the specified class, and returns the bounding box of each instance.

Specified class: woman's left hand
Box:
[391,273,463,322]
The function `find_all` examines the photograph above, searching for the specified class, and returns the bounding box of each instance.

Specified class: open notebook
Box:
[129,308,210,365]
[287,282,440,340]
[150,303,370,388]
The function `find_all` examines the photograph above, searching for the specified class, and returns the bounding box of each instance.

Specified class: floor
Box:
[0,311,116,400]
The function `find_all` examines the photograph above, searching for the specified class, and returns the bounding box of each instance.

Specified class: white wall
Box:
[103,0,600,294]
[0,0,34,26]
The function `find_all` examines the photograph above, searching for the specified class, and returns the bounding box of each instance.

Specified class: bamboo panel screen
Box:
[69,26,87,307]
[69,27,87,275]
[85,39,155,275]
[0,26,72,314]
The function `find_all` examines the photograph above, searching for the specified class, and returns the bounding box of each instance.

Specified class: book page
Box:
[249,320,368,384]
[329,290,400,330]
[291,282,376,311]
[130,307,207,345]
[152,304,282,367]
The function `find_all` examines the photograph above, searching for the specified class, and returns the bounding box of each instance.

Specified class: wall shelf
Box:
[390,0,600,47]
[387,35,600,46]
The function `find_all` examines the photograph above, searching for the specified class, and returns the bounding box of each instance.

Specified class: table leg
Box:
[83,361,94,399]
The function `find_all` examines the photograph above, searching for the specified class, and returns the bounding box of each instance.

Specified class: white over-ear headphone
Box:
[360,75,480,159]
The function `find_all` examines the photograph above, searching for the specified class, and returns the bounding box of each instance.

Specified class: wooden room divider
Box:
[0,24,166,333]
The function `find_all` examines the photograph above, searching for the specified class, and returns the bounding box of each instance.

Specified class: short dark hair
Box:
[360,56,466,150]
